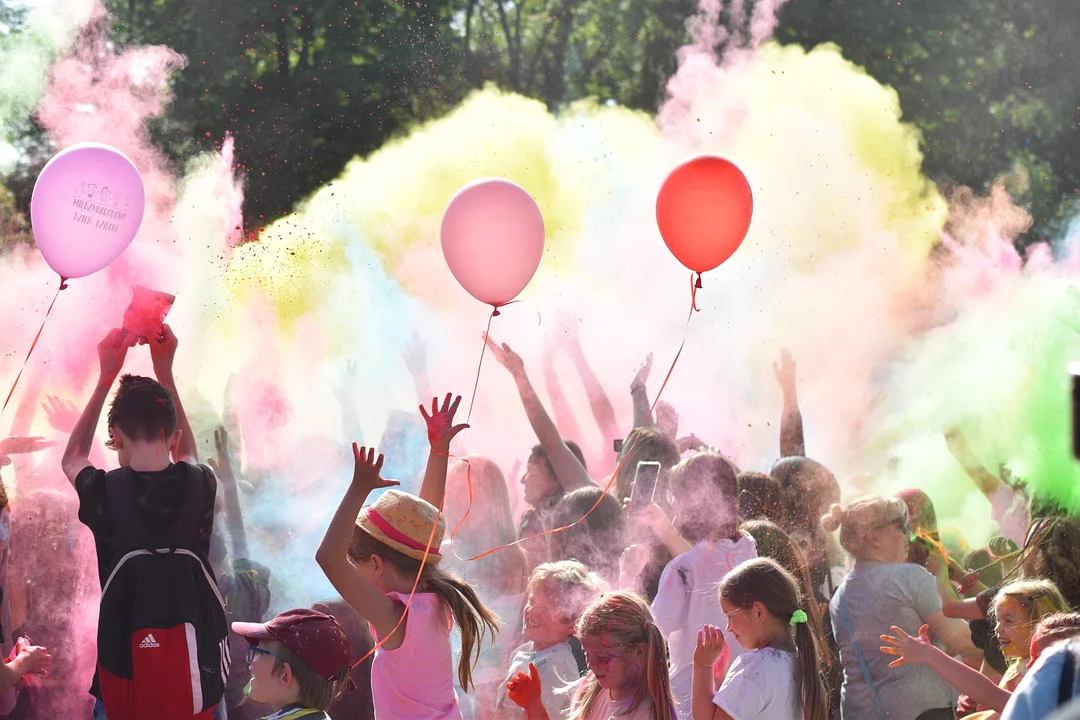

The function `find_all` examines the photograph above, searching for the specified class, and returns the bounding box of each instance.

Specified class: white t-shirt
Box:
[651,533,758,719]
[496,640,582,719]
[579,692,657,720]
[713,648,802,720]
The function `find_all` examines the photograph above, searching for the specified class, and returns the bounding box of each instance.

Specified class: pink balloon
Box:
[440,178,545,307]
[30,142,145,279]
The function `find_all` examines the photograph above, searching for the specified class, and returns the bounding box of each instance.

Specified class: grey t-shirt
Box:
[829,561,953,719]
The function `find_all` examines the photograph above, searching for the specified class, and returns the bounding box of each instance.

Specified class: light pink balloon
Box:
[30,142,146,279]
[440,178,545,307]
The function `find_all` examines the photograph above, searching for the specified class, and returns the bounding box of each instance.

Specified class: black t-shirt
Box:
[76,462,217,588]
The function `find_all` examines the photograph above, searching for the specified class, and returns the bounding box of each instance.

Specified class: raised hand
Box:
[43,396,81,433]
[619,543,651,584]
[631,353,653,392]
[879,624,933,668]
[206,427,236,484]
[694,624,726,668]
[773,348,796,395]
[0,436,56,457]
[485,334,525,377]
[420,393,469,452]
[149,324,179,379]
[98,328,134,380]
[350,444,399,496]
[505,662,543,710]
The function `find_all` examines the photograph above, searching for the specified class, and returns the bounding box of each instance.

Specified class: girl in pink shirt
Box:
[317,394,498,720]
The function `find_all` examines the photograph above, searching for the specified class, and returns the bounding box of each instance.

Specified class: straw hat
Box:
[356,489,445,563]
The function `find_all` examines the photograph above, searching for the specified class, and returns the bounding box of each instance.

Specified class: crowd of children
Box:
[0,321,1079,720]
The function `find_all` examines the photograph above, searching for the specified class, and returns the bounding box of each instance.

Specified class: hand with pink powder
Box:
[420,393,469,454]
[42,396,80,433]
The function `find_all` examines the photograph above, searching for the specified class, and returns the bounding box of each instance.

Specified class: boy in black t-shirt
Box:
[62,325,219,718]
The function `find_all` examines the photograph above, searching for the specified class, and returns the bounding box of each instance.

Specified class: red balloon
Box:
[656,156,753,274]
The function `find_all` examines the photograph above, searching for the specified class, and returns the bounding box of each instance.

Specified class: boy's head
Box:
[232,608,352,711]
[522,560,603,650]
[106,374,178,464]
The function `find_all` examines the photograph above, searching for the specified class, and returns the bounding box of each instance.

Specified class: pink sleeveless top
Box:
[370,592,462,720]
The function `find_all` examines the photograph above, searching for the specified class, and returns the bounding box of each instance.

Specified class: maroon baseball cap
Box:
[232,608,353,684]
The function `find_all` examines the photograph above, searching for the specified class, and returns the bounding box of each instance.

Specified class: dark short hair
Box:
[529,441,587,486]
[737,472,786,527]
[107,375,177,446]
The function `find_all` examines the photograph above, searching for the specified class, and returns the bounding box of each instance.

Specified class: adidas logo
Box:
[138,633,161,649]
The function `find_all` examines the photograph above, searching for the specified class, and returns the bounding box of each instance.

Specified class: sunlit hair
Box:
[528,561,605,625]
[992,578,1069,661]
[445,456,527,595]
[1020,517,1080,608]
[106,374,176,448]
[266,640,350,711]
[530,441,587,486]
[737,472,786,527]
[569,591,675,720]
[820,495,907,559]
[666,451,738,544]
[719,558,828,720]
[740,519,835,673]
[348,528,498,691]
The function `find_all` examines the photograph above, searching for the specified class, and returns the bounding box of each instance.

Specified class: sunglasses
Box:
[247,646,280,663]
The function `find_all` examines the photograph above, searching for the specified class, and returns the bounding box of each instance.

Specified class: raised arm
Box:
[557,314,620,450]
[417,393,468,509]
[208,427,248,559]
[404,334,435,407]
[944,429,1001,498]
[150,325,198,464]
[881,624,1007,711]
[62,328,133,484]
[486,335,594,491]
[774,349,805,458]
[630,353,654,430]
[541,338,586,449]
[315,445,405,643]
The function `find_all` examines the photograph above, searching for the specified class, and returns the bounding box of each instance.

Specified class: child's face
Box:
[995,596,1034,659]
[581,633,644,698]
[247,641,294,709]
[522,585,574,650]
[720,597,765,650]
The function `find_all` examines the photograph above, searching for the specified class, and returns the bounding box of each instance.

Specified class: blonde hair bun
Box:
[820,503,844,533]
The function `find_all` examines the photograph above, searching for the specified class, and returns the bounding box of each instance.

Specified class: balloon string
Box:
[462,278,703,562]
[466,309,498,425]
[2,278,67,417]
[352,496,443,670]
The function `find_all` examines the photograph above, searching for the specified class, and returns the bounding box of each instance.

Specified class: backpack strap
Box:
[276,709,323,719]
[836,581,888,720]
[1059,642,1080,707]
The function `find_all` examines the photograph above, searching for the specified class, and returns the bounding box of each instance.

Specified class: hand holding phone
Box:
[629,461,662,514]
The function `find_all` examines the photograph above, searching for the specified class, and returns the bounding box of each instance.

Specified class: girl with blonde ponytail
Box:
[506,591,676,720]
[692,557,827,720]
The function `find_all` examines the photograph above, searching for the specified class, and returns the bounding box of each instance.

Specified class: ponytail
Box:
[720,558,829,720]
[569,591,677,720]
[349,528,499,691]
[792,616,828,720]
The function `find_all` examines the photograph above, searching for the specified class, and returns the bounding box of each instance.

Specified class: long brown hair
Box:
[569,591,675,720]
[720,558,828,720]
[740,519,835,673]
[348,528,499,691]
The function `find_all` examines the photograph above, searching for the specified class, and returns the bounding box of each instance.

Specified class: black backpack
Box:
[96,466,229,719]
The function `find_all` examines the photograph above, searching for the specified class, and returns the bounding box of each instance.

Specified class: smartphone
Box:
[630,461,662,513]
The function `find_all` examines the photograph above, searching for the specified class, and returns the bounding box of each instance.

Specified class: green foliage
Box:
[0,0,1076,242]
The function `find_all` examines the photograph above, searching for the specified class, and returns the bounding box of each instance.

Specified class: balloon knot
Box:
[59,278,69,291]
[491,308,501,317]
[694,273,703,290]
